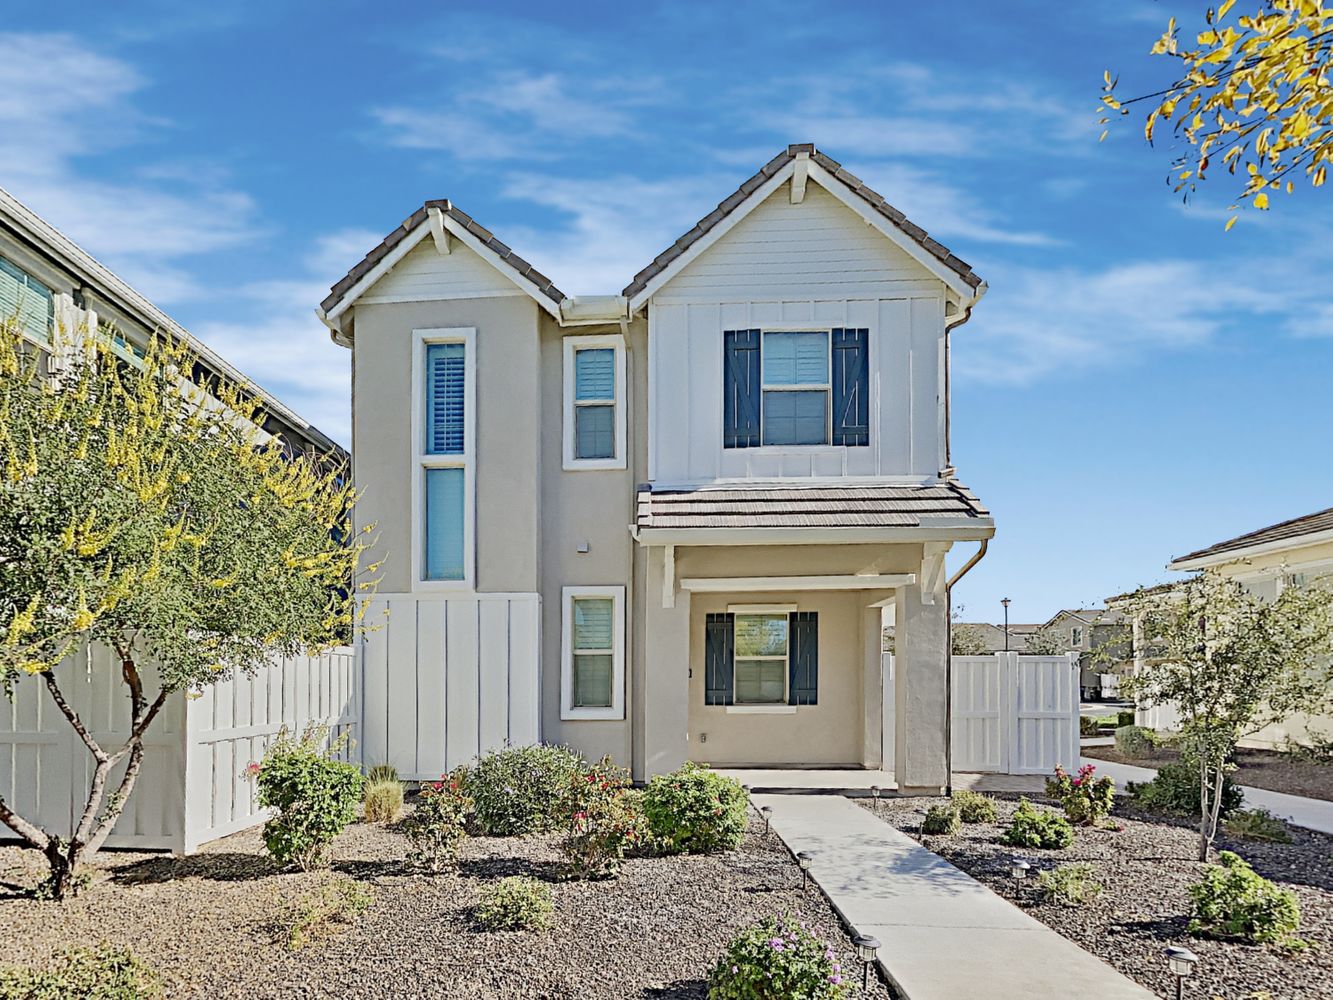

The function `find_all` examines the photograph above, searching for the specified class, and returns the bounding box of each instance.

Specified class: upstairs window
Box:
[415,329,474,586]
[0,255,54,345]
[723,328,868,449]
[1071,626,1083,646]
[563,335,626,470]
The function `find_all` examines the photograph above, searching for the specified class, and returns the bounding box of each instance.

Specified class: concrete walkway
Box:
[753,794,1156,1000]
[1080,755,1333,836]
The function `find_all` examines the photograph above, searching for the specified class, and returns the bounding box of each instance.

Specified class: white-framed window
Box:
[0,254,54,345]
[761,330,830,446]
[561,585,625,720]
[411,327,476,589]
[733,609,790,705]
[563,334,626,470]
[1071,626,1083,646]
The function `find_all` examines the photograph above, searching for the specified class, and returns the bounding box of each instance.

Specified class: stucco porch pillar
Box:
[894,582,949,794]
[640,546,691,780]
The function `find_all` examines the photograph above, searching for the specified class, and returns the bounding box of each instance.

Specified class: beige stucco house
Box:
[317,144,995,793]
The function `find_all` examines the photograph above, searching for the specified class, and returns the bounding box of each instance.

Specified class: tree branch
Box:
[41,670,107,762]
[0,793,50,851]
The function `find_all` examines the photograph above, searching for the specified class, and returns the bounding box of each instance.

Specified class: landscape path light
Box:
[760,804,773,835]
[1009,858,1030,893]
[852,934,880,992]
[869,785,881,812]
[796,850,811,890]
[1164,946,1198,1000]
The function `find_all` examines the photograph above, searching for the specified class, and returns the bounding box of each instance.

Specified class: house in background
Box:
[952,608,1129,700]
[320,144,999,793]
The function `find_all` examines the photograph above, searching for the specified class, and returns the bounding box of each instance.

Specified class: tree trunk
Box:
[1197,752,1211,862]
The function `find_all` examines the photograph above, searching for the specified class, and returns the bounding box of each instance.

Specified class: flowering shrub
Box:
[0,944,161,999]
[1189,851,1303,948]
[465,744,586,836]
[403,769,473,870]
[475,876,554,931]
[253,725,363,870]
[1001,799,1074,850]
[561,757,648,878]
[1045,764,1116,826]
[707,915,849,999]
[642,762,748,855]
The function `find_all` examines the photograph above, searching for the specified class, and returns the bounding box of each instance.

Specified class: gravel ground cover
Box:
[0,810,893,999]
[860,794,1333,1000]
[1083,745,1333,802]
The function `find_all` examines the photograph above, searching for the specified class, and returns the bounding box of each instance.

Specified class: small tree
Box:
[0,320,373,897]
[1022,625,1070,656]
[1119,571,1333,859]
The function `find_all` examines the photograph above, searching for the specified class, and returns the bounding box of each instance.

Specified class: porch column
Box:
[894,582,949,794]
[641,546,690,779]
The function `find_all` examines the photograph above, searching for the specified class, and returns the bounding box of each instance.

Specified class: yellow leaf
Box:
[1099,129,1109,142]
[1218,0,1236,17]
[1224,215,1239,231]
[1253,191,1269,209]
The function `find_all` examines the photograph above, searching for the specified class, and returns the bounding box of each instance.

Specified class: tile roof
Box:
[1172,507,1333,566]
[622,143,985,301]
[319,200,565,316]
[635,480,989,531]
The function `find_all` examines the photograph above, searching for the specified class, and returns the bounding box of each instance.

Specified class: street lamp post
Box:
[1001,598,1011,652]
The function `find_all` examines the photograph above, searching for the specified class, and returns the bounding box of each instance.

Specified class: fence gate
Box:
[950,652,1080,775]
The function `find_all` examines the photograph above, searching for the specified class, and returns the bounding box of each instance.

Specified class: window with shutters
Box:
[705,607,818,709]
[0,255,54,345]
[733,613,789,704]
[563,335,626,470]
[723,328,869,449]
[413,328,475,588]
[561,585,625,720]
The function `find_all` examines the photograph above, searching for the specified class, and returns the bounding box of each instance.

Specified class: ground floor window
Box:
[561,585,625,720]
[705,607,818,707]
[733,613,789,704]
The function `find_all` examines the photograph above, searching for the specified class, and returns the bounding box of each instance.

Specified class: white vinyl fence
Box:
[0,643,356,855]
[950,652,1080,775]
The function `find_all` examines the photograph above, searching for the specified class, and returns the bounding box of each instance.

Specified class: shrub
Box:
[1128,760,1244,818]
[1001,799,1074,849]
[1079,715,1100,737]
[366,763,399,784]
[1045,764,1116,826]
[1117,710,1136,728]
[0,944,161,1000]
[285,876,374,950]
[475,876,554,931]
[953,790,997,824]
[363,778,404,824]
[465,744,586,836]
[642,762,749,855]
[1037,863,1102,906]
[1188,851,1303,947]
[706,915,850,999]
[1223,808,1293,844]
[403,770,473,871]
[920,803,961,835]
[561,757,648,878]
[1114,725,1156,758]
[253,725,363,870]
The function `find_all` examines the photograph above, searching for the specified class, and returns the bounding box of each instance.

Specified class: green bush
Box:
[403,770,473,871]
[362,778,404,824]
[1188,851,1303,947]
[953,790,997,824]
[254,725,363,870]
[1001,799,1074,849]
[561,758,649,878]
[1223,808,1293,844]
[706,915,850,999]
[475,876,554,931]
[0,945,161,999]
[1079,715,1100,737]
[921,803,961,835]
[465,744,586,836]
[1128,759,1244,818]
[1045,764,1116,826]
[1114,725,1156,758]
[1117,710,1136,728]
[285,876,374,950]
[1037,863,1101,906]
[642,762,748,855]
[366,763,399,784]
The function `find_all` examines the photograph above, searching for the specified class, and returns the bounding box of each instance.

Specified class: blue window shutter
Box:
[789,612,818,706]
[723,329,761,449]
[832,328,869,447]
[705,613,735,706]
[424,342,465,455]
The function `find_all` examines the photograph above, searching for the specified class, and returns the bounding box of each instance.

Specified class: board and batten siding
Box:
[358,238,527,306]
[646,181,949,484]
[360,593,540,780]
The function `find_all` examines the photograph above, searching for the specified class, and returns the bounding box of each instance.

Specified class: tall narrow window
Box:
[415,329,474,586]
[0,255,54,344]
[561,586,625,719]
[563,335,626,470]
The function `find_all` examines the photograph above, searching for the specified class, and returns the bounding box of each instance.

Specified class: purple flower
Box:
[731,965,738,974]
[830,974,843,985]
[825,948,835,960]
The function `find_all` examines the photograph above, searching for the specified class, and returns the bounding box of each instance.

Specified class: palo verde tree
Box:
[1118,570,1333,860]
[0,318,373,898]
[1101,0,1333,226]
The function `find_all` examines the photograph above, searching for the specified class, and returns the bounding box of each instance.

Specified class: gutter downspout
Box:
[942,538,989,795]
[942,289,982,474]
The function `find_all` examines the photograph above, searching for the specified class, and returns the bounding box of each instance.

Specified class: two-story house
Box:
[318,145,995,793]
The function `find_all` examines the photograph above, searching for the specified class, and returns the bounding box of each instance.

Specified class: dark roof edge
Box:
[1170,507,1333,566]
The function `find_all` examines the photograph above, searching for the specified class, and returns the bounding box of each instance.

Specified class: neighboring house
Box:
[1165,508,1333,748]
[319,144,995,793]
[0,186,340,460]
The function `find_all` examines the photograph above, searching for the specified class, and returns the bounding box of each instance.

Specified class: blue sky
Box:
[3,1,1331,624]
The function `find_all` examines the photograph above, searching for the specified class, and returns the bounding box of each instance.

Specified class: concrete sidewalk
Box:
[753,794,1155,1000]
[1080,756,1333,836]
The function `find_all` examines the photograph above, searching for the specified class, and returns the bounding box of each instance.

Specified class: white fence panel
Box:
[949,652,1079,775]
[950,656,1008,773]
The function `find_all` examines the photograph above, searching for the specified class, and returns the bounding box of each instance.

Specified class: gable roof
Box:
[1170,507,1333,570]
[318,200,566,329]
[622,143,985,306]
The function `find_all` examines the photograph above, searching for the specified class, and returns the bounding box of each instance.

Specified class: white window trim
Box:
[561,585,626,720]
[732,610,791,707]
[563,334,627,471]
[410,327,476,591]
